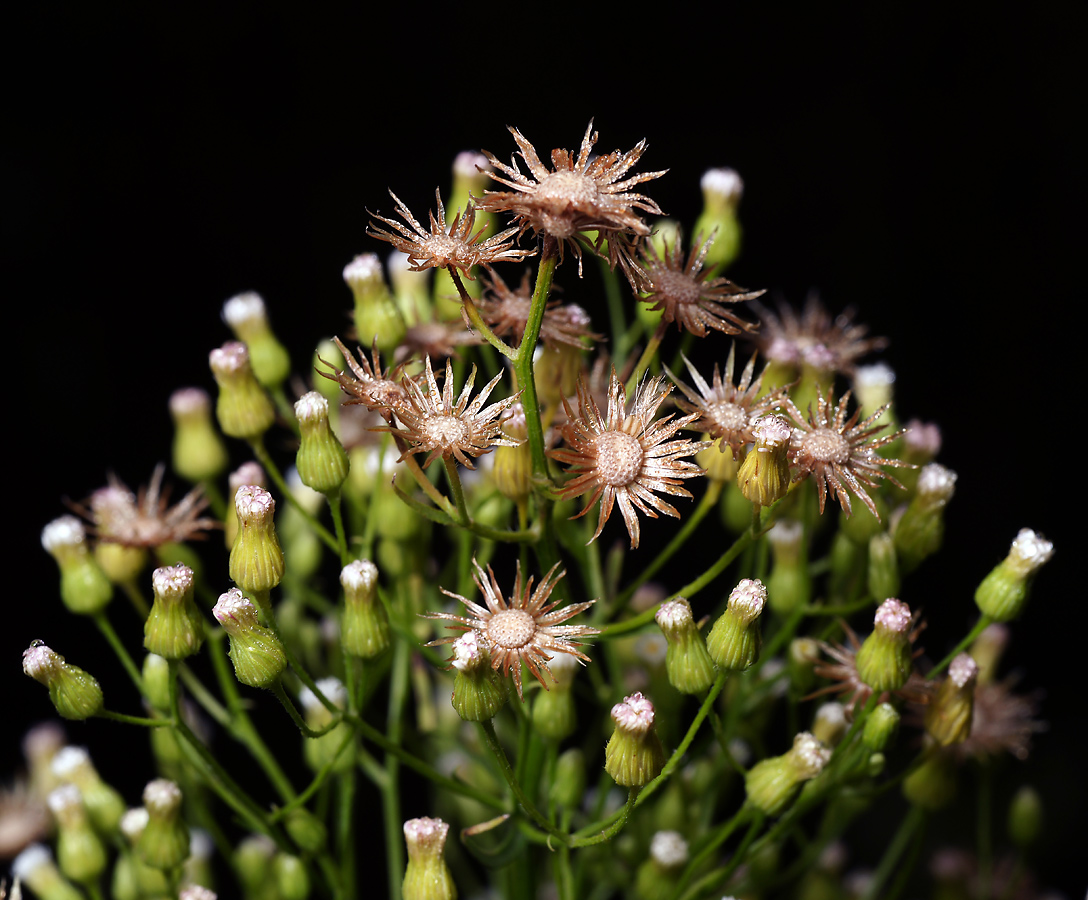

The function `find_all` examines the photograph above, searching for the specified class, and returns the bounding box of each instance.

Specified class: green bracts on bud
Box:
[894,463,957,573]
[867,531,900,601]
[693,168,744,270]
[550,749,587,810]
[137,780,189,870]
[300,679,352,773]
[975,528,1054,622]
[213,589,286,688]
[862,702,900,752]
[737,416,792,507]
[294,391,349,493]
[902,749,957,810]
[229,485,285,597]
[283,807,328,855]
[531,653,579,740]
[51,746,126,836]
[766,520,811,616]
[209,341,276,440]
[448,632,507,722]
[491,403,531,501]
[344,254,406,353]
[23,643,104,720]
[925,654,978,746]
[604,693,666,788]
[855,599,914,692]
[403,817,456,900]
[1008,786,1043,849]
[41,517,112,615]
[340,559,391,660]
[656,598,716,694]
[273,853,311,900]
[169,388,229,483]
[222,292,292,388]
[744,732,831,817]
[707,579,767,672]
[144,564,204,660]
[48,785,107,884]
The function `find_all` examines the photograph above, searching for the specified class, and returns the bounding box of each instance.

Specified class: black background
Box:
[7,3,1082,894]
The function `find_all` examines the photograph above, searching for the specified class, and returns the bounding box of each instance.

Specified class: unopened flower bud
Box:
[737,416,792,507]
[51,746,125,835]
[894,464,956,572]
[137,780,189,870]
[1007,786,1043,849]
[707,579,767,672]
[862,703,900,752]
[283,807,328,855]
[925,654,978,746]
[144,564,204,659]
[41,517,112,615]
[604,692,666,787]
[449,632,507,722]
[299,679,351,773]
[531,653,578,740]
[866,531,900,601]
[345,254,406,353]
[491,404,532,501]
[229,486,285,599]
[693,168,743,270]
[340,560,391,660]
[855,599,914,692]
[209,341,276,440]
[222,292,291,388]
[549,748,587,810]
[179,887,217,900]
[788,637,822,694]
[402,817,456,900]
[635,830,689,900]
[294,392,349,493]
[766,520,811,615]
[169,388,229,483]
[213,589,286,688]
[656,598,716,694]
[696,435,739,483]
[234,834,276,895]
[975,528,1054,622]
[969,623,1010,686]
[902,749,957,810]
[12,844,84,900]
[745,732,831,816]
[811,702,848,747]
[272,853,310,900]
[224,462,266,549]
[23,643,103,720]
[48,785,107,884]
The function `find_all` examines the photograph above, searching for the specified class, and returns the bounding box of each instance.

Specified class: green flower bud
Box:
[975,528,1054,622]
[549,749,587,810]
[968,622,1010,686]
[635,830,689,900]
[137,779,189,870]
[340,559,391,660]
[491,403,532,501]
[707,579,767,672]
[299,679,352,773]
[12,844,85,900]
[925,654,978,747]
[295,392,350,493]
[853,363,897,420]
[229,485,285,599]
[531,653,579,740]
[1007,785,1043,849]
[604,692,666,788]
[766,520,811,615]
[788,637,822,695]
[48,785,107,884]
[894,463,956,573]
[144,564,204,659]
[449,631,508,723]
[93,541,147,587]
[736,416,792,507]
[656,598,717,694]
[179,886,217,900]
[902,748,957,810]
[23,643,104,720]
[534,341,583,407]
[838,492,886,545]
[402,817,456,900]
[866,531,900,601]
[222,292,292,388]
[811,702,848,747]
[209,341,276,440]
[693,168,743,271]
[22,721,66,799]
[862,702,900,752]
[234,834,276,895]
[51,746,125,835]
[169,388,229,483]
[345,254,406,353]
[744,732,831,817]
[224,462,266,550]
[41,517,112,615]
[213,589,286,688]
[142,653,171,710]
[696,435,739,483]
[118,808,172,898]
[273,853,310,900]
[855,599,914,692]
[283,807,328,855]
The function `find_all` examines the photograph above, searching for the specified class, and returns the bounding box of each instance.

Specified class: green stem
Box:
[271,728,357,819]
[931,614,992,676]
[450,269,517,359]
[270,679,342,738]
[477,718,568,843]
[118,578,150,619]
[381,635,410,900]
[569,789,637,848]
[249,436,339,553]
[93,612,143,694]
[626,320,667,397]
[672,807,755,900]
[327,488,351,567]
[860,805,926,900]
[442,457,471,526]
[515,239,558,482]
[96,710,172,727]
